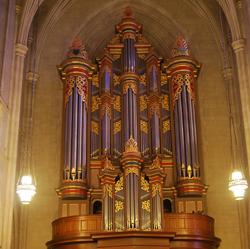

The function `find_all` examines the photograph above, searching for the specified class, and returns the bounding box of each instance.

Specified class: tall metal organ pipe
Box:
[57,39,93,200]
[165,36,205,197]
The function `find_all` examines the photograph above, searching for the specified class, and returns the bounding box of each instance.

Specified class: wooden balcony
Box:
[47,213,220,249]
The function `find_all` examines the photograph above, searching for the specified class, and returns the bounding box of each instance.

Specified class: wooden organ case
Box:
[47,8,220,249]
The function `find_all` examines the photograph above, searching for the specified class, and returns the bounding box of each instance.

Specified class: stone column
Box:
[2,42,28,249]
[231,39,250,249]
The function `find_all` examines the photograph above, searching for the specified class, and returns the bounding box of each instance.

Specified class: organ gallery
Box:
[46,8,220,249]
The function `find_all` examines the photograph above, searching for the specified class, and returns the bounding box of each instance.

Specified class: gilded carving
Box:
[141,176,149,192]
[103,156,115,170]
[172,73,184,105]
[163,120,170,133]
[142,200,150,212]
[115,176,124,193]
[115,200,124,212]
[91,95,99,112]
[139,95,147,112]
[150,155,161,169]
[148,93,161,117]
[105,184,113,198]
[172,72,195,106]
[114,95,121,112]
[114,120,121,134]
[92,74,99,87]
[184,73,195,102]
[64,76,75,106]
[91,121,99,135]
[152,183,162,197]
[76,75,88,103]
[125,137,139,152]
[100,92,113,118]
[162,95,169,111]
[125,167,139,176]
[161,73,168,85]
[140,120,148,134]
[122,81,137,94]
[139,74,146,85]
[113,74,120,86]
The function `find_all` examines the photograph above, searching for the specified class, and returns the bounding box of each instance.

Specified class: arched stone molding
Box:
[217,0,242,41]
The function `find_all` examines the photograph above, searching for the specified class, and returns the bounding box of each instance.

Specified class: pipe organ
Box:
[48,7,220,249]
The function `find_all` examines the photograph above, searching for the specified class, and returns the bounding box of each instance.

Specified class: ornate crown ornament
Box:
[171,35,190,57]
[102,156,115,171]
[125,136,139,153]
[67,37,89,60]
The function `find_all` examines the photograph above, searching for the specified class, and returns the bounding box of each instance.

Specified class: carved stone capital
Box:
[26,72,39,82]
[15,43,28,57]
[232,39,245,53]
[222,68,233,81]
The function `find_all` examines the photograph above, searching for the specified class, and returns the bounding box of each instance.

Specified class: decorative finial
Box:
[125,136,138,153]
[103,156,115,170]
[150,155,161,169]
[123,6,134,19]
[171,35,190,57]
[67,37,89,60]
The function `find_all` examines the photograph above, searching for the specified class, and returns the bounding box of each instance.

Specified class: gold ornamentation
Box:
[115,200,124,212]
[172,73,195,105]
[113,74,120,86]
[140,120,148,134]
[114,95,121,112]
[148,93,161,117]
[139,74,146,85]
[91,121,99,134]
[122,81,137,94]
[71,167,76,180]
[187,165,192,178]
[100,92,113,118]
[141,176,149,192]
[114,120,121,134]
[172,73,184,105]
[163,120,170,133]
[125,167,139,176]
[150,155,161,169]
[161,73,168,85]
[115,176,124,193]
[138,53,146,59]
[162,95,169,111]
[139,95,147,112]
[125,137,139,152]
[91,96,99,112]
[152,183,161,197]
[64,76,75,106]
[184,73,195,102]
[76,75,88,103]
[105,184,113,198]
[103,156,115,170]
[92,74,99,87]
[142,200,150,212]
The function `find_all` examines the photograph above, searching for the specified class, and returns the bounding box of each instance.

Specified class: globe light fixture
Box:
[16,175,36,204]
[228,170,248,200]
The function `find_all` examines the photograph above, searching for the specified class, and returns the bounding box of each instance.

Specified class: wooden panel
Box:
[52,215,102,240]
[164,213,214,237]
